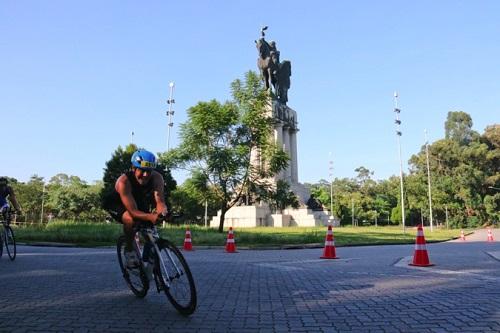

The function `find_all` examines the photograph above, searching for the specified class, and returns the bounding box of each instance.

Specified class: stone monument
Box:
[210,27,336,228]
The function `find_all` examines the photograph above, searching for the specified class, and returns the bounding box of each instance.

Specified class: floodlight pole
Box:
[425,129,434,232]
[166,82,175,152]
[329,152,333,217]
[164,82,175,229]
[394,92,406,233]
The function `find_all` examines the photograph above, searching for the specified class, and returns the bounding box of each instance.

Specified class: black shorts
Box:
[102,191,154,223]
[102,192,126,223]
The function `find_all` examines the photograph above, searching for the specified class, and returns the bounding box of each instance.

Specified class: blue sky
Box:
[1,1,499,185]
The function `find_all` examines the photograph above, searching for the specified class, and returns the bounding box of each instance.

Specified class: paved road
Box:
[0,229,499,333]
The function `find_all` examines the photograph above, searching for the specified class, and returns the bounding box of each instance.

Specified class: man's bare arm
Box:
[9,187,21,212]
[116,175,158,223]
[152,172,168,215]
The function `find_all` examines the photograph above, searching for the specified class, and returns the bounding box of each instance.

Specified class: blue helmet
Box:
[131,150,157,170]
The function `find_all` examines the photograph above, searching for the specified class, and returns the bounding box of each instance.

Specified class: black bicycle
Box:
[116,218,197,315]
[0,207,17,261]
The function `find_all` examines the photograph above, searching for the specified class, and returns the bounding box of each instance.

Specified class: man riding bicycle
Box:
[0,177,22,219]
[103,149,169,269]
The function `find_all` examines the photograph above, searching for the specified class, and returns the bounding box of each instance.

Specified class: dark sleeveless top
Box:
[0,185,10,198]
[125,171,155,212]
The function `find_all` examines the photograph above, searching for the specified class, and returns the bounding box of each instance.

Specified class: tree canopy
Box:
[162,71,288,231]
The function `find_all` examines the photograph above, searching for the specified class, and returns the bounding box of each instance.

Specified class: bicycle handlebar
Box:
[156,212,170,224]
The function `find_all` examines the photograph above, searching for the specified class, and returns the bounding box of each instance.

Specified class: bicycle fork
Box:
[144,230,183,292]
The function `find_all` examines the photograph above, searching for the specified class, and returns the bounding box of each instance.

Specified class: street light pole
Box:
[394,92,406,233]
[166,82,175,152]
[40,183,46,224]
[445,204,449,229]
[351,198,355,227]
[425,129,434,232]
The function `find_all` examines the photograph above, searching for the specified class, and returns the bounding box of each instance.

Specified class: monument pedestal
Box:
[210,204,339,228]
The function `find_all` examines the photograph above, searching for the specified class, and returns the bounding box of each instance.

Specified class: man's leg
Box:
[121,211,135,252]
[121,211,139,268]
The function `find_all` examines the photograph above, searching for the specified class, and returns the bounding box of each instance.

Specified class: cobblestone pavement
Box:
[0,232,499,332]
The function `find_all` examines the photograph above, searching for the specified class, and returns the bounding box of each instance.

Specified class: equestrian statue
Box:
[255,26,291,104]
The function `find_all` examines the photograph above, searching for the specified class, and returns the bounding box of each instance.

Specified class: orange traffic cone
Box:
[320,224,338,259]
[409,224,433,267]
[487,228,494,242]
[460,230,466,241]
[183,226,193,251]
[225,227,237,253]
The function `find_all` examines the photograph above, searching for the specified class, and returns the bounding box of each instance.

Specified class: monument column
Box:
[290,129,298,183]
[274,122,284,181]
[282,126,292,181]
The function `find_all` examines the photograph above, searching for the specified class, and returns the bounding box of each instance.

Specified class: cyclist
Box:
[104,150,169,268]
[0,177,22,219]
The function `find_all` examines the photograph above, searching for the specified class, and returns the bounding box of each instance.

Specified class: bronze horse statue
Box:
[255,38,278,92]
[276,60,291,104]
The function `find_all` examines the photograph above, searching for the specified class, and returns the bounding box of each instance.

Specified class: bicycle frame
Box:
[118,220,197,315]
[134,225,182,290]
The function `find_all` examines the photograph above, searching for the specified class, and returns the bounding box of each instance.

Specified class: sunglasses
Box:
[139,160,156,168]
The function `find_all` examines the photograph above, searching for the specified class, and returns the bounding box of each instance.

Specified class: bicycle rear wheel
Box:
[155,239,197,315]
[117,235,149,298]
[4,226,16,261]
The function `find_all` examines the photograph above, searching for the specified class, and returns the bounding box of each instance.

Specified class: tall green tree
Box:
[11,175,45,222]
[47,175,106,221]
[163,71,288,232]
[445,111,478,145]
[170,172,219,225]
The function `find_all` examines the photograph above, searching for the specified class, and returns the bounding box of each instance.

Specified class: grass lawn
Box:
[12,221,466,248]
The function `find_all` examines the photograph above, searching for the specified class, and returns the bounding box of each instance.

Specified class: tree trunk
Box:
[218,205,227,233]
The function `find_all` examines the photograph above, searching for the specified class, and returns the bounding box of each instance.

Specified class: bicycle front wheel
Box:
[155,239,197,315]
[0,227,3,258]
[116,235,149,298]
[4,226,16,261]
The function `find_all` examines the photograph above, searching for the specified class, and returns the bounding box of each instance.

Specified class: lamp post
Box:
[166,82,175,152]
[394,91,406,233]
[40,183,46,224]
[489,186,500,191]
[425,129,434,232]
[352,198,355,227]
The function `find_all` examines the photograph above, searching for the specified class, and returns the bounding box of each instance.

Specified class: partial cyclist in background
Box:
[103,150,169,269]
[0,177,22,218]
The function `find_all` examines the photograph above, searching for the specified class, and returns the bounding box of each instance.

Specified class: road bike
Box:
[116,217,197,315]
[0,207,17,261]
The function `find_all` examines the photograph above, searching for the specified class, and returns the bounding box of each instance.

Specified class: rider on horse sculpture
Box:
[255,26,291,104]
